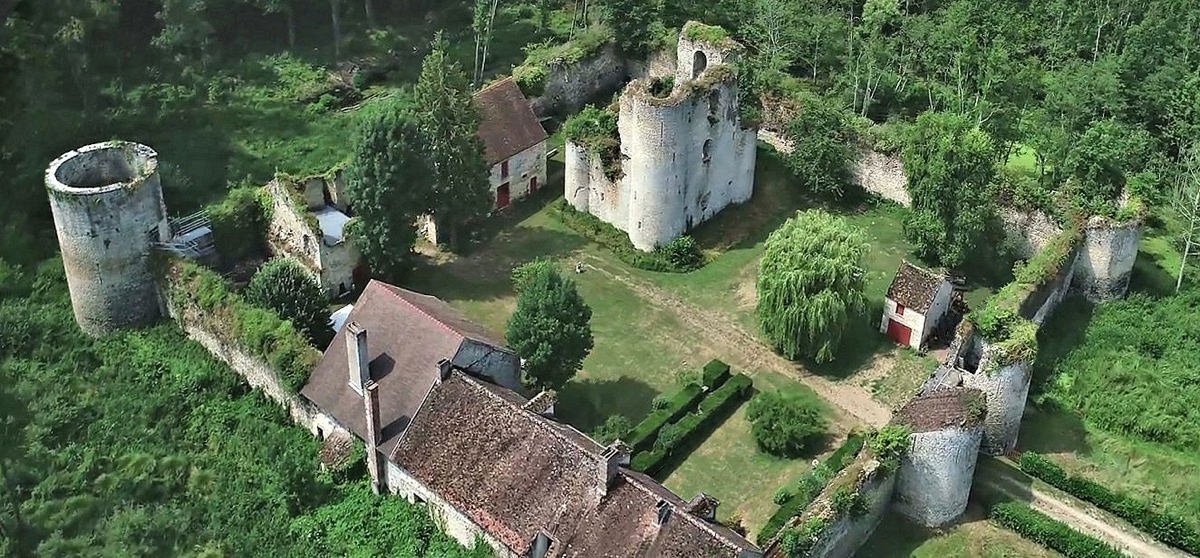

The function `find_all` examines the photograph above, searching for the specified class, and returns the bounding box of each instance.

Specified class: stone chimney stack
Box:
[436,358,453,382]
[599,441,631,495]
[346,322,369,395]
[364,380,384,494]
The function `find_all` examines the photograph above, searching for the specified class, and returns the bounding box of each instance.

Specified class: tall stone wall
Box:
[529,43,627,118]
[1000,207,1062,259]
[1072,217,1141,301]
[46,141,170,337]
[852,148,910,206]
[774,454,896,558]
[894,428,982,527]
[564,140,628,229]
[962,347,1031,456]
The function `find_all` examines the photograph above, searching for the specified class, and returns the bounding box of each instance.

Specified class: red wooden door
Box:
[497,183,511,209]
[886,319,912,347]
[530,176,538,193]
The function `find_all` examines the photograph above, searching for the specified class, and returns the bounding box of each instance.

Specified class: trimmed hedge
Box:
[702,359,731,389]
[1019,452,1200,554]
[626,383,705,453]
[757,433,866,543]
[165,259,321,393]
[550,200,706,273]
[632,374,754,475]
[990,502,1123,558]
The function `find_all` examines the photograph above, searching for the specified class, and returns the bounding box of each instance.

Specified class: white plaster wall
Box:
[894,428,982,527]
[490,141,548,205]
[1000,207,1062,259]
[879,299,927,349]
[1072,218,1141,301]
[852,148,909,206]
[963,346,1031,455]
[384,460,521,558]
[530,43,627,118]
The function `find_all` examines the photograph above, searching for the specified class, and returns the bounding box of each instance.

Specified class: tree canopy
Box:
[746,389,828,457]
[244,258,330,342]
[756,210,868,362]
[506,261,594,391]
[902,111,998,269]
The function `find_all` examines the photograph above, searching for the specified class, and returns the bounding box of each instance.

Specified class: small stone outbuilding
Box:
[880,262,953,350]
[476,76,549,210]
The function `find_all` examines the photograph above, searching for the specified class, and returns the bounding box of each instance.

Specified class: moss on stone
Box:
[681,21,737,49]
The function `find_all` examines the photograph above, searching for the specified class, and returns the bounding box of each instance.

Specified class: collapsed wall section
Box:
[46,141,170,336]
[892,388,984,527]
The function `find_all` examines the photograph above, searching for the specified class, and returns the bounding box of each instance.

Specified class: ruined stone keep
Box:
[567,22,757,252]
[46,141,170,336]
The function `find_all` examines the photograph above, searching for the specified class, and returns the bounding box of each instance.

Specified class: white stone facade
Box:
[566,23,757,252]
[46,141,170,336]
[1072,217,1141,301]
[894,428,982,527]
[491,141,548,207]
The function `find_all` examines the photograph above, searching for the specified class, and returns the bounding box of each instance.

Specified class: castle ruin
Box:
[46,141,170,337]
[566,22,757,251]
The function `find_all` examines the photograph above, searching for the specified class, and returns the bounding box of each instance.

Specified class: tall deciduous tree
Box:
[1176,145,1200,292]
[245,258,330,341]
[902,111,997,268]
[600,0,661,55]
[506,262,593,391]
[414,34,492,249]
[783,91,855,197]
[345,97,429,279]
[472,0,500,88]
[757,210,868,362]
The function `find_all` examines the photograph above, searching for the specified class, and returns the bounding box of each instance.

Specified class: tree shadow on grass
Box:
[1030,296,1094,395]
[556,376,661,434]
[1130,247,1177,297]
[1016,402,1092,457]
[800,303,891,380]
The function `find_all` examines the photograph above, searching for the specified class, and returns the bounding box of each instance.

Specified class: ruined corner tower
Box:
[46,141,169,336]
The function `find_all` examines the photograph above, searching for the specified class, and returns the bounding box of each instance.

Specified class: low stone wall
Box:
[852,148,909,206]
[530,43,628,117]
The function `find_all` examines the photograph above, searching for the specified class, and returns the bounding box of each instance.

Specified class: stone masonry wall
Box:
[491,141,549,204]
[564,140,627,229]
[1000,207,1062,259]
[788,454,896,558]
[852,148,909,206]
[1072,217,1141,301]
[894,428,982,527]
[529,43,627,118]
[962,346,1031,455]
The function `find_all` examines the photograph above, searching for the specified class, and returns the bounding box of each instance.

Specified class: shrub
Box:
[631,374,753,475]
[829,485,867,517]
[869,425,911,470]
[784,91,856,197]
[245,259,330,342]
[550,201,705,272]
[626,383,706,452]
[207,186,270,264]
[701,359,731,389]
[592,414,632,446]
[747,389,828,457]
[657,236,705,271]
[512,27,614,97]
[773,488,794,505]
[780,517,828,557]
[990,502,1123,558]
[1019,452,1200,554]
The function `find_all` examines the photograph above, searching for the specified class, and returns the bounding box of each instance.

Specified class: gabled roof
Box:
[300,280,515,456]
[474,77,548,165]
[886,261,948,313]
[391,372,760,558]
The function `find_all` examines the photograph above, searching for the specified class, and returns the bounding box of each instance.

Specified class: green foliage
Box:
[0,259,484,557]
[784,91,856,197]
[659,236,706,270]
[550,200,706,272]
[903,112,999,269]
[780,517,828,557]
[1063,119,1152,217]
[701,359,731,389]
[1018,452,1200,554]
[868,425,911,469]
[512,26,614,97]
[505,263,594,391]
[649,76,675,98]
[681,21,735,47]
[166,259,320,394]
[601,0,664,55]
[829,485,867,517]
[510,258,558,292]
[592,414,633,445]
[746,389,828,457]
[563,105,621,180]
[759,433,866,542]
[990,502,1123,558]
[245,258,329,342]
[345,97,427,280]
[626,383,706,452]
[757,210,868,362]
[206,186,269,264]
[631,374,753,475]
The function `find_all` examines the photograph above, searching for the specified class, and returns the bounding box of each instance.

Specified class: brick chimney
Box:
[364,379,383,494]
[599,441,631,495]
[346,321,369,395]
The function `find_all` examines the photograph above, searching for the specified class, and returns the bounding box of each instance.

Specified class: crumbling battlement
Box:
[46,141,170,336]
[566,22,757,252]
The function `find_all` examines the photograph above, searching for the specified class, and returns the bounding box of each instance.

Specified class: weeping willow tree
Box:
[757,210,868,362]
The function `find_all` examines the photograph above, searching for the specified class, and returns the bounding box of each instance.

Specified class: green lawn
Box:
[858,508,1061,558]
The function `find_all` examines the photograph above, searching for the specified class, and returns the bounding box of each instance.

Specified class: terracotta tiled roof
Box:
[300,280,516,456]
[886,261,947,313]
[892,387,984,434]
[474,77,548,165]
[391,372,760,558]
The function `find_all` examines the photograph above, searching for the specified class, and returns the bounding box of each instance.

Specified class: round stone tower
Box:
[620,81,691,251]
[1073,215,1141,301]
[892,388,985,528]
[962,341,1032,455]
[46,141,169,336]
